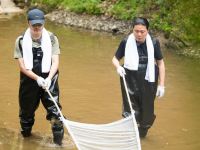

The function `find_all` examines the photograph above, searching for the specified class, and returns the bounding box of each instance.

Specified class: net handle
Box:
[45,88,82,150]
[122,74,142,150]
[45,88,65,120]
[122,74,135,115]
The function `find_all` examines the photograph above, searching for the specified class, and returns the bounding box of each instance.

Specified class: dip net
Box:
[46,75,141,150]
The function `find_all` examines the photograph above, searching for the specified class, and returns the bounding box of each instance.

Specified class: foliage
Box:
[32,0,102,15]
[31,0,200,46]
[32,0,62,9]
[134,0,199,46]
[109,0,137,20]
[176,0,200,45]
[61,0,102,15]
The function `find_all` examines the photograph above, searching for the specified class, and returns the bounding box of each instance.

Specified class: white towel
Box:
[22,28,52,73]
[124,33,155,82]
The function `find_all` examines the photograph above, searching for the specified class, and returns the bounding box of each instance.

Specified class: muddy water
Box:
[0,14,199,150]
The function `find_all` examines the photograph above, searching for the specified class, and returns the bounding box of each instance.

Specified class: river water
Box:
[0,14,199,150]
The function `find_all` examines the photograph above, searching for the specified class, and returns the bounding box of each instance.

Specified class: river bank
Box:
[1,0,199,58]
[46,10,131,35]
[46,10,169,50]
[27,0,200,59]
[0,0,23,14]
[46,9,200,59]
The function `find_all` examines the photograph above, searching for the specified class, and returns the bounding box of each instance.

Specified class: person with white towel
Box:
[14,8,64,145]
[112,17,165,138]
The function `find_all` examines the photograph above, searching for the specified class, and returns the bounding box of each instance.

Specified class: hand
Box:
[36,76,46,87]
[44,77,51,90]
[117,66,126,77]
[156,85,165,98]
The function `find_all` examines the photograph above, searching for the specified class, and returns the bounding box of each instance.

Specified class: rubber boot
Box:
[51,118,64,145]
[138,126,149,138]
[21,128,32,137]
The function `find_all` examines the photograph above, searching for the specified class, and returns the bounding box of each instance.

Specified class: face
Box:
[133,24,148,43]
[28,22,44,40]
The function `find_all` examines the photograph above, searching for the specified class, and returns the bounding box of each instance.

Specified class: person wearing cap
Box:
[14,8,64,145]
[112,17,165,138]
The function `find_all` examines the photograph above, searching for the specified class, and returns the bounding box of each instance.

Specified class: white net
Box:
[46,75,141,150]
[62,115,141,150]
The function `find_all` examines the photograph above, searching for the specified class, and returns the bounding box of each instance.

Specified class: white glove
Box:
[156,85,165,98]
[36,76,46,87]
[44,77,51,90]
[117,66,126,77]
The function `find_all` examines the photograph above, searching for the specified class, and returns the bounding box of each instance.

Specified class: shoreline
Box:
[0,0,24,14]
[46,10,200,59]
[0,4,199,58]
[46,10,169,49]
[46,10,132,35]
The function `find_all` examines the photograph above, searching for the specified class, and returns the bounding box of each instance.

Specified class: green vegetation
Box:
[108,0,137,20]
[32,0,102,14]
[31,0,200,57]
[61,0,102,14]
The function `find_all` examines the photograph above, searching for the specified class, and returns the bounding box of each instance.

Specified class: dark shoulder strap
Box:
[18,36,24,56]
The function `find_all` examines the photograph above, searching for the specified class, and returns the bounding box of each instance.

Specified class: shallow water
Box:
[0,14,199,150]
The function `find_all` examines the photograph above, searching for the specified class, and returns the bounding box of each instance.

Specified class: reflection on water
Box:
[0,14,199,150]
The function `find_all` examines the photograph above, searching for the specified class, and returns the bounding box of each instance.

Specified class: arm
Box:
[112,38,126,69]
[17,58,39,80]
[112,56,126,77]
[156,59,165,86]
[112,56,121,69]
[47,55,59,79]
[112,38,127,77]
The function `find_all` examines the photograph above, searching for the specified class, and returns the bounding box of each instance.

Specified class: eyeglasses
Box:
[133,30,147,34]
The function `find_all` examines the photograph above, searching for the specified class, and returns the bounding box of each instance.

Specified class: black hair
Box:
[132,17,149,30]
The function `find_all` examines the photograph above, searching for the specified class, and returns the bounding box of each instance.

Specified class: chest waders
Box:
[120,48,158,138]
[19,46,64,144]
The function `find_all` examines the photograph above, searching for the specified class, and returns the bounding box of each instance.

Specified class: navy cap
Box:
[27,9,45,25]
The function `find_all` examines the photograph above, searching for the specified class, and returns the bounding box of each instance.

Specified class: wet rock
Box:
[0,0,23,14]
[46,10,131,34]
[111,25,119,34]
[13,0,30,8]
